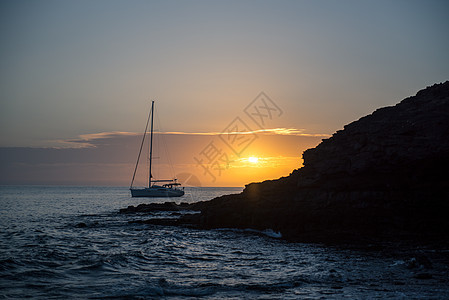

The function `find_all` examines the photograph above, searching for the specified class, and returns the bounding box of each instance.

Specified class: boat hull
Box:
[130,187,185,197]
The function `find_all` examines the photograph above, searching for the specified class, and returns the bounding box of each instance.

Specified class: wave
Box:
[215,228,282,239]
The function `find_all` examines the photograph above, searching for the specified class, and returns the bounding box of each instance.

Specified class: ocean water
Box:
[1,186,448,299]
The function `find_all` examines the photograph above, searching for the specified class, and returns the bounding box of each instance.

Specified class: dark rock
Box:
[76,222,87,228]
[193,81,449,243]
[406,254,432,269]
[121,82,449,244]
[414,273,433,280]
[331,286,343,289]
[120,202,193,213]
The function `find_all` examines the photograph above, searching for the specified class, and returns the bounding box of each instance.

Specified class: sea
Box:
[1,186,448,299]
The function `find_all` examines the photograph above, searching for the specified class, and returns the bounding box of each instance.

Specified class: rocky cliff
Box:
[191,82,449,242]
[121,82,449,243]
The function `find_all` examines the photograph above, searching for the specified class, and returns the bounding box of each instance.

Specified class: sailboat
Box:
[130,101,185,197]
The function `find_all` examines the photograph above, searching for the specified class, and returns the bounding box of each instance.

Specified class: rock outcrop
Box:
[122,82,449,243]
[191,82,449,242]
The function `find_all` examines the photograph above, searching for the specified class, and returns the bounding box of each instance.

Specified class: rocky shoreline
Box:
[121,81,449,243]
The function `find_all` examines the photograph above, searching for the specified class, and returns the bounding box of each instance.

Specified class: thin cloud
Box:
[163,128,330,137]
[51,132,140,148]
[53,128,330,148]
[77,131,140,140]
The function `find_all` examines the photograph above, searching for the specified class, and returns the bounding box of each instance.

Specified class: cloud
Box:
[162,127,330,137]
[52,128,330,149]
[251,128,331,137]
[52,131,140,148]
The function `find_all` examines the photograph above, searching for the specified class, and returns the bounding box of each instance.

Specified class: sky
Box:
[1,0,448,186]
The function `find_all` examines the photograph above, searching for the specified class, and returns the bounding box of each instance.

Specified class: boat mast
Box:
[148,100,154,188]
[130,100,152,190]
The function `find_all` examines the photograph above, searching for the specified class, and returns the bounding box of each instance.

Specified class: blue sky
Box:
[0,0,448,186]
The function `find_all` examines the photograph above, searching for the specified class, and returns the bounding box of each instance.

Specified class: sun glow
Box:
[248,156,259,164]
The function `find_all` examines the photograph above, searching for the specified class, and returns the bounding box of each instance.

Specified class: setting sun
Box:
[248,156,259,164]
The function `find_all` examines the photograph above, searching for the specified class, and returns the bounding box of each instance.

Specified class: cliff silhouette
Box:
[122,82,449,243]
[190,81,449,242]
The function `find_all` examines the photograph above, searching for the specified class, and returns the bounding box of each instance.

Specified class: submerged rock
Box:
[120,202,192,213]
[414,273,433,280]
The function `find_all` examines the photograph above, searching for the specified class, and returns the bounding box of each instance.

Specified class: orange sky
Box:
[0,130,325,187]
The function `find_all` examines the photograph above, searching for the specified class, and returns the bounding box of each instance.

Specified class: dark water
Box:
[1,186,448,299]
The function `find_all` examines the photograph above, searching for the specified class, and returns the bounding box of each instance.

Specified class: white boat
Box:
[130,101,184,197]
